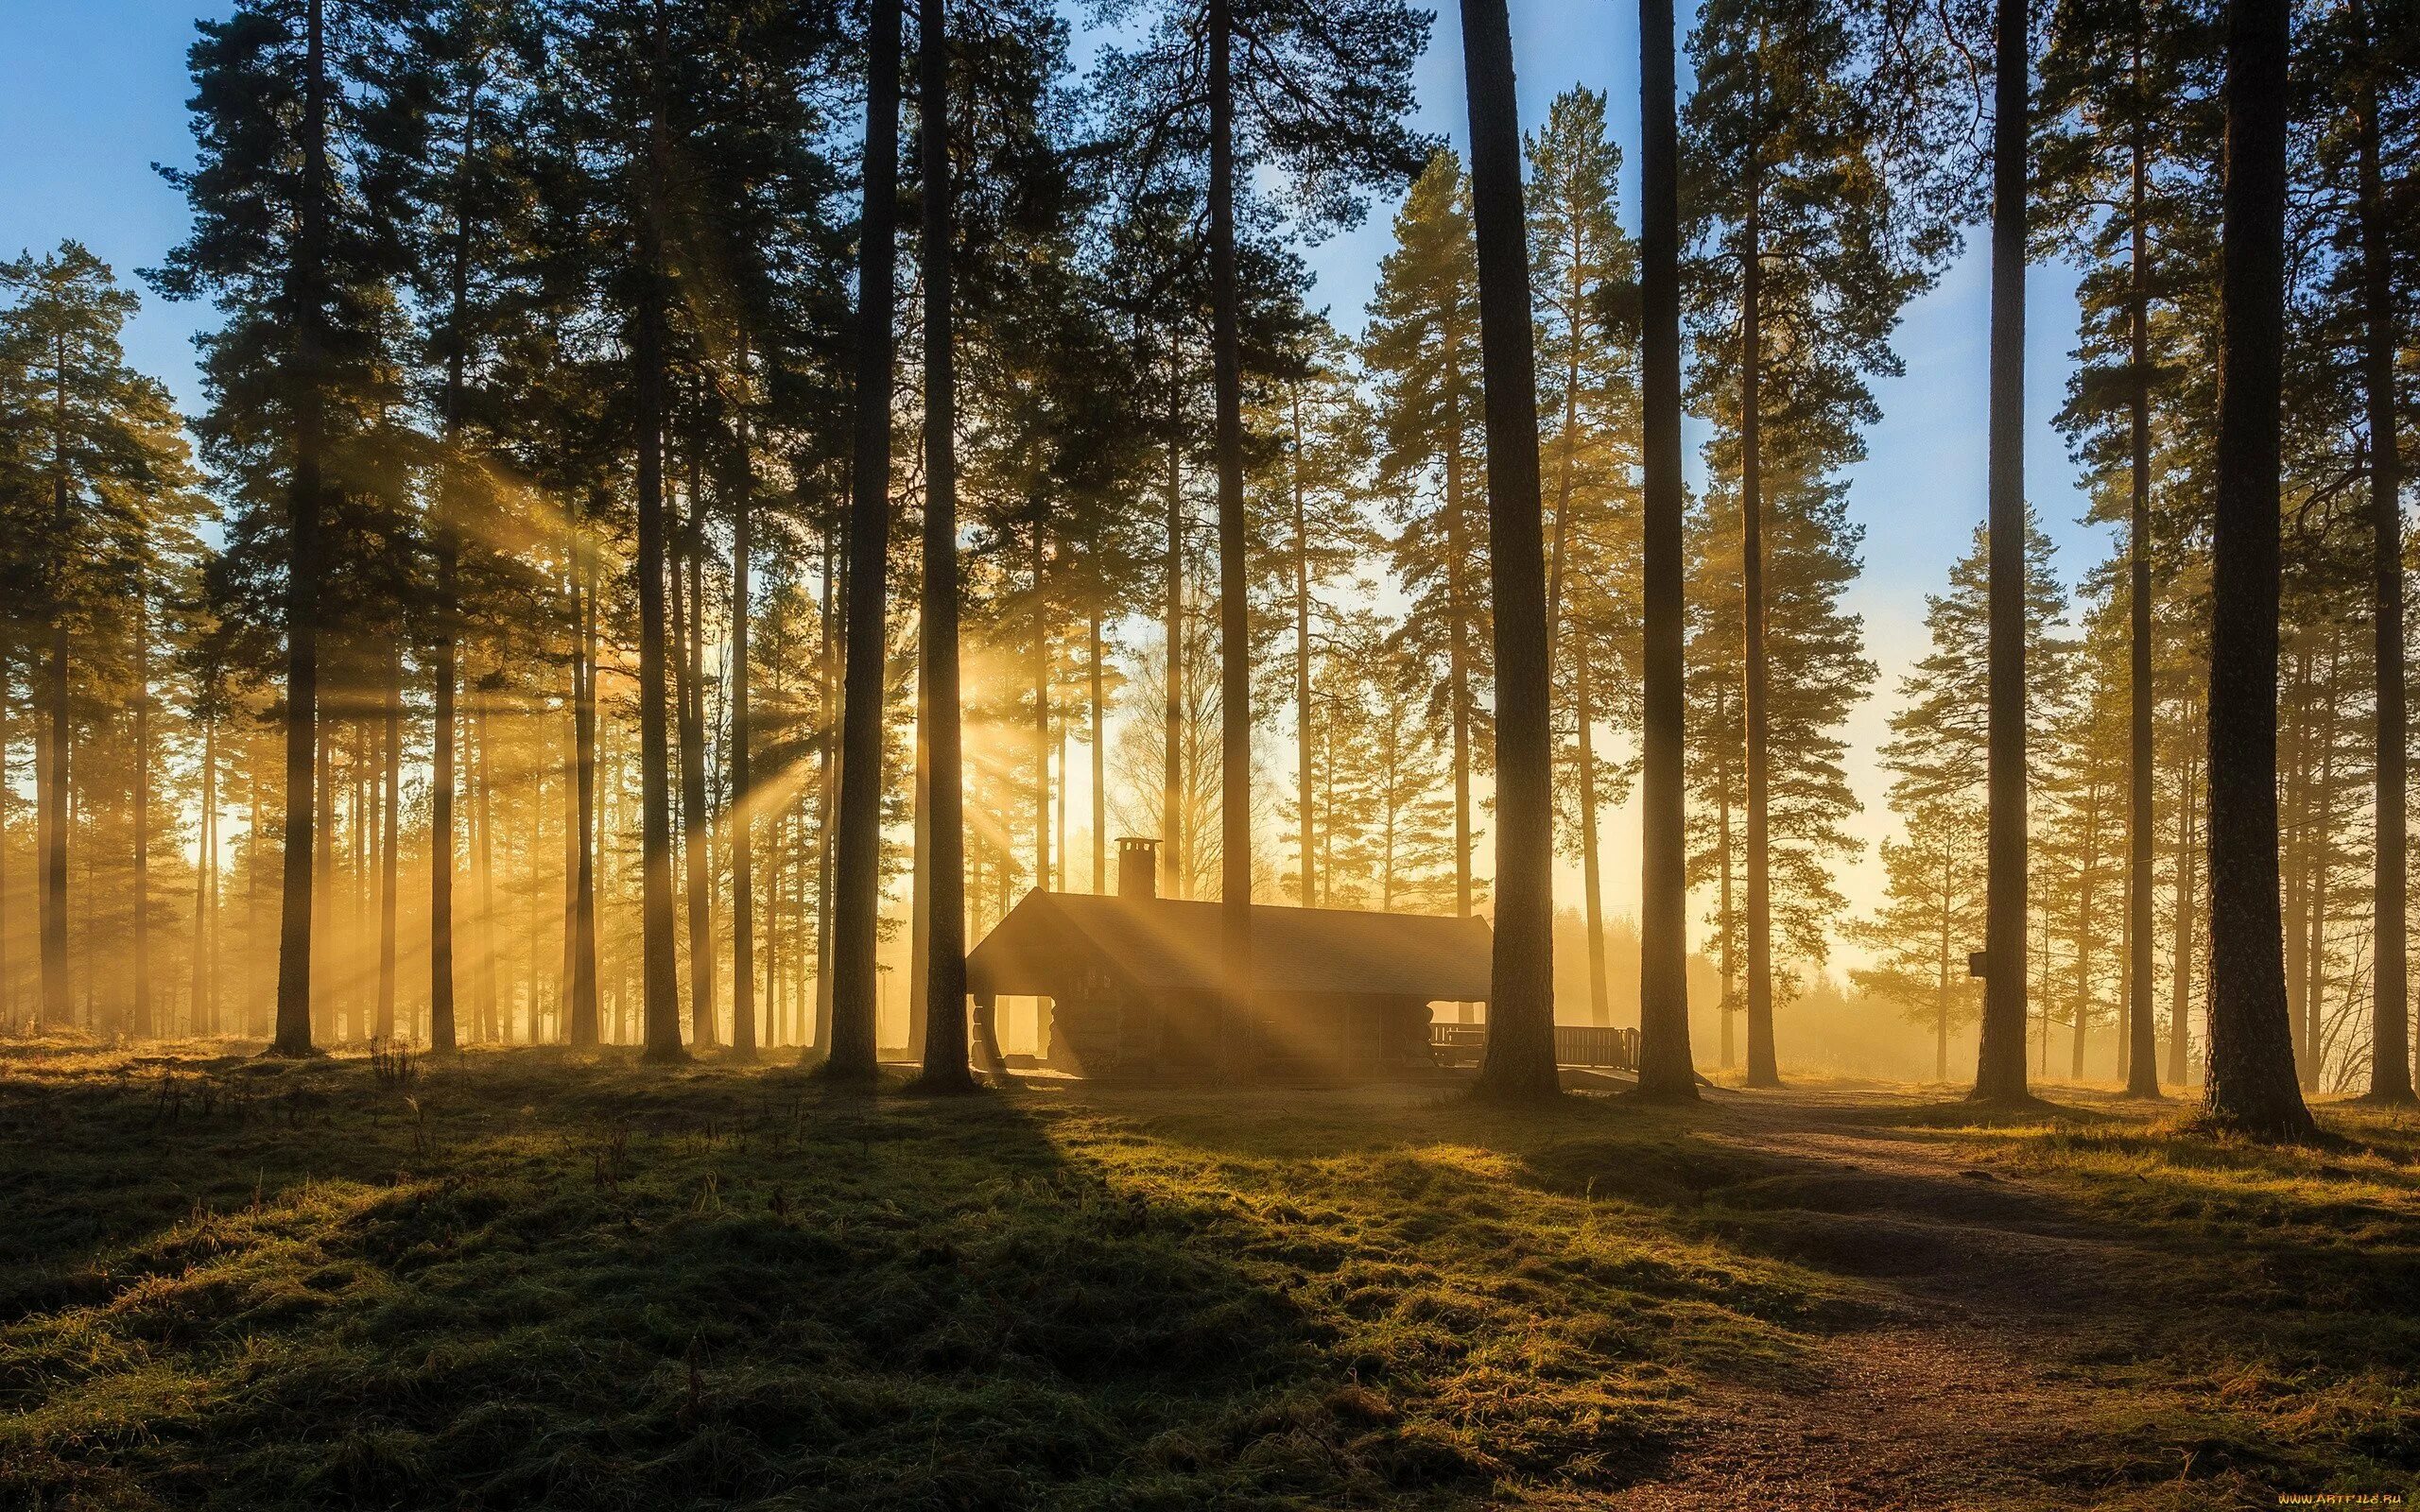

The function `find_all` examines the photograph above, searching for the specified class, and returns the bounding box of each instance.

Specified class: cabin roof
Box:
[964,889,1494,1003]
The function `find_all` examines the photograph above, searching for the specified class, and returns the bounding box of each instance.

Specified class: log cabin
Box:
[963,837,1493,1080]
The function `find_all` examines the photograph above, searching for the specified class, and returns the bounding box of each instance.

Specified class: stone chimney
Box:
[1117,837,1160,900]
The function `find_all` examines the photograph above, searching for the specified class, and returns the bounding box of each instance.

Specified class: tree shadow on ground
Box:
[0,1045,1686,1510]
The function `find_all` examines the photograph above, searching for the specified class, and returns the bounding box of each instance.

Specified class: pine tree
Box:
[1683,0,1938,1086]
[1684,474,1875,1061]
[1459,0,1559,1100]
[1876,515,2069,1071]
[1367,152,1491,942]
[1530,86,1641,1030]
[1977,0,2035,1103]
[2201,0,2314,1138]
[0,245,211,1033]
[2039,0,2221,1097]
[1099,0,1427,1034]
[1635,0,1697,1096]
[154,0,409,1057]
[1849,801,1985,1080]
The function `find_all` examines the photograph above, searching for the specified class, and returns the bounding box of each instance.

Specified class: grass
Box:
[0,1041,2413,1509]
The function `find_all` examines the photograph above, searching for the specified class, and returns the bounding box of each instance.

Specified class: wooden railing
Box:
[1428,1022,1638,1071]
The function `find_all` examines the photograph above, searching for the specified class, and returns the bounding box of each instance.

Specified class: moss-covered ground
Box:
[1,1042,2412,1509]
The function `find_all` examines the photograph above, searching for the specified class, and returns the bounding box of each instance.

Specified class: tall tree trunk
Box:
[1032,524,1051,899]
[2169,730,2199,1084]
[1447,380,1473,945]
[2,659,11,1023]
[377,647,400,1040]
[814,529,838,1054]
[1446,392,1476,1028]
[2357,5,2413,1101]
[472,682,499,1040]
[270,0,328,1057]
[429,64,472,1052]
[827,0,901,1078]
[1090,606,1106,895]
[2124,96,2161,1094]
[2,660,12,1024]
[1576,642,1609,1028]
[568,502,599,1046]
[41,491,66,1032]
[311,697,335,1041]
[1635,0,1695,1097]
[2304,686,2336,1090]
[432,549,459,1050]
[1164,371,1184,898]
[194,715,216,1035]
[915,0,974,1093]
[1291,385,1316,902]
[1975,0,2031,1101]
[1739,167,1779,1089]
[2072,828,2094,1080]
[1937,848,1954,1081]
[635,4,683,1062]
[766,805,785,1046]
[729,391,755,1057]
[673,489,717,1048]
[1208,0,1253,1053]
[1719,713,1737,1071]
[1462,0,1559,1103]
[132,577,151,1038]
[2281,648,2311,1070]
[353,739,369,1042]
[2204,0,2315,1139]
[1544,217,1608,1032]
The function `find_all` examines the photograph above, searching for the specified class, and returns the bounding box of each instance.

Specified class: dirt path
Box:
[1586,1089,2172,1510]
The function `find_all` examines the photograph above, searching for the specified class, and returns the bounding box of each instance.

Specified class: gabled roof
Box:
[965,889,1494,1003]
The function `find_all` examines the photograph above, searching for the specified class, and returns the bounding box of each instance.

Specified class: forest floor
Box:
[0,1040,2414,1511]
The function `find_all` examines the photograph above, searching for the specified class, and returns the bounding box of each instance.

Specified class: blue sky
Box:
[0,0,2112,946]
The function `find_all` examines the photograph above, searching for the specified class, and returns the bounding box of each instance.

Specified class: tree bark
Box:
[1164,358,1184,897]
[1937,846,1954,1081]
[814,529,838,1054]
[914,0,974,1093]
[828,0,901,1079]
[1291,383,1316,902]
[311,691,335,1041]
[635,3,683,1061]
[568,495,599,1046]
[2356,4,2413,1101]
[377,646,400,1040]
[1032,524,1051,900]
[1635,0,1696,1097]
[2203,0,2315,1139]
[132,576,151,1038]
[472,679,498,1040]
[1739,162,1779,1089]
[194,714,216,1035]
[429,64,475,1054]
[1577,641,1609,1028]
[269,0,328,1058]
[2122,92,2161,1094]
[432,537,459,1051]
[729,387,755,1057]
[672,484,717,1048]
[1462,0,1559,1103]
[1544,206,1610,1033]
[1975,0,2031,1101]
[1209,0,1253,1056]
[2168,730,2199,1084]
[1447,380,1475,1022]
[1090,606,1106,894]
